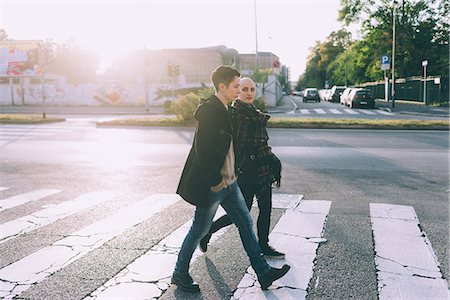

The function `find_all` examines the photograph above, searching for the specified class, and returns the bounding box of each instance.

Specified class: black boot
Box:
[261,244,285,259]
[199,233,211,253]
[258,264,291,290]
[171,270,200,293]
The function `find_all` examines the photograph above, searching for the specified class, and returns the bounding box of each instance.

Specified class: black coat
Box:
[231,100,281,187]
[176,95,234,207]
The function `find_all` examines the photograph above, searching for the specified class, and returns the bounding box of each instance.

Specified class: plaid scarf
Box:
[231,99,281,186]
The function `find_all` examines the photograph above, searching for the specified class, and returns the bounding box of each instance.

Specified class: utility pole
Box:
[254,0,259,71]
[391,0,397,109]
[422,60,428,104]
[39,42,46,118]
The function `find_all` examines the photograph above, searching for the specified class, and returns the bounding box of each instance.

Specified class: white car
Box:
[340,88,354,106]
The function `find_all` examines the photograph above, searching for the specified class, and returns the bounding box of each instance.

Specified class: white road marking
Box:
[329,109,343,114]
[0,194,180,299]
[299,109,310,114]
[313,109,326,114]
[376,110,395,115]
[343,108,359,114]
[0,191,120,243]
[233,200,332,299]
[84,207,229,300]
[0,189,61,212]
[0,187,10,192]
[370,203,449,300]
[358,109,377,115]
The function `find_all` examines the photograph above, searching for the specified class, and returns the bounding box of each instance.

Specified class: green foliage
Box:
[169,92,201,121]
[168,88,268,121]
[299,29,352,88]
[253,96,268,113]
[251,69,271,83]
[300,0,449,88]
[198,87,215,99]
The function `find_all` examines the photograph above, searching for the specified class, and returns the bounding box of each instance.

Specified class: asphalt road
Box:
[0,120,448,299]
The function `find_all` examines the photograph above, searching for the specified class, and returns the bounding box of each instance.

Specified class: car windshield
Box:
[356,90,371,95]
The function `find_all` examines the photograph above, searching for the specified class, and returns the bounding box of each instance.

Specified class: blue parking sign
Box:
[381,55,390,70]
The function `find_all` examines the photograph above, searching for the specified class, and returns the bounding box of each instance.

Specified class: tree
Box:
[45,39,100,83]
[299,29,352,88]
[339,0,449,78]
[0,29,8,41]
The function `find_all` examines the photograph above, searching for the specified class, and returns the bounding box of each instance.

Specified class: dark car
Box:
[302,88,320,102]
[329,85,347,103]
[347,88,375,108]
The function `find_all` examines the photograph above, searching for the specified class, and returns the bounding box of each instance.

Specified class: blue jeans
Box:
[175,181,270,276]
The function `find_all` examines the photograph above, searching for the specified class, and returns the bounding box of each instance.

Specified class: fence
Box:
[361,75,448,104]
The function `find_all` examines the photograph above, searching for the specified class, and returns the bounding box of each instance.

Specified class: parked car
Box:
[340,88,354,106]
[329,85,347,103]
[303,88,320,102]
[320,89,331,101]
[292,90,302,96]
[347,88,375,108]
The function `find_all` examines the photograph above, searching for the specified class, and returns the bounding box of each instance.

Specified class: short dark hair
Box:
[211,65,241,92]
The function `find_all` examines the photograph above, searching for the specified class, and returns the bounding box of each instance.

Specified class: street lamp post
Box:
[391,0,397,108]
[422,60,428,104]
[254,0,259,71]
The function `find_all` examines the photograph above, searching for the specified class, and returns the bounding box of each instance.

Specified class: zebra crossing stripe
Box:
[0,191,120,244]
[370,203,449,300]
[343,108,359,114]
[0,189,61,212]
[233,200,332,299]
[84,206,229,299]
[358,109,377,115]
[376,110,394,115]
[329,109,343,114]
[0,194,180,299]
[0,187,10,192]
[313,109,326,114]
[299,109,310,114]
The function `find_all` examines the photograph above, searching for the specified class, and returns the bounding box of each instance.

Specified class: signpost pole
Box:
[384,70,388,102]
[422,60,428,105]
[381,55,390,103]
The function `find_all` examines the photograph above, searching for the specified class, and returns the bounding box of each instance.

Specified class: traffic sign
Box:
[380,55,390,70]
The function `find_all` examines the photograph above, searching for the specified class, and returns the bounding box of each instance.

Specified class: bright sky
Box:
[1,0,355,80]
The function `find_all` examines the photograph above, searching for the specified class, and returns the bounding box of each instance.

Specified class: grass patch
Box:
[0,114,65,124]
[97,117,194,127]
[268,118,449,130]
[97,116,449,130]
[430,101,449,107]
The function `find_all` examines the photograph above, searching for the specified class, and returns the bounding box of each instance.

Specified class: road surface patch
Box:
[370,203,449,300]
[0,194,179,299]
[0,189,61,212]
[0,191,119,243]
[233,200,331,300]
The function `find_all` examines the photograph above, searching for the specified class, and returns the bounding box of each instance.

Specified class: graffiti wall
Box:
[0,79,208,106]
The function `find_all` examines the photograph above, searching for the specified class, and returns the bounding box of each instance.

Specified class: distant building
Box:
[239,52,280,75]
[111,45,240,85]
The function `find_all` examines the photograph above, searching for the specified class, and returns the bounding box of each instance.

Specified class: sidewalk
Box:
[375,99,449,117]
[0,104,166,115]
[272,96,449,117]
[0,97,448,117]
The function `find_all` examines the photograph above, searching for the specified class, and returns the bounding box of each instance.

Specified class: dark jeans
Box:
[209,183,272,247]
[175,181,270,276]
